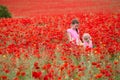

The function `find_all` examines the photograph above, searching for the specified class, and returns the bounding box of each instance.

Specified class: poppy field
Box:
[0,0,120,17]
[0,13,120,80]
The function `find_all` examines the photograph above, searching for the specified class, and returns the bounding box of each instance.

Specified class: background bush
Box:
[0,5,12,18]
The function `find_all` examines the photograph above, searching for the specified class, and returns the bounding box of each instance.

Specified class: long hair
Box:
[75,29,78,34]
[71,19,79,25]
[71,19,79,34]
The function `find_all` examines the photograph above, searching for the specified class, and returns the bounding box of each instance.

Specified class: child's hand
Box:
[79,42,83,46]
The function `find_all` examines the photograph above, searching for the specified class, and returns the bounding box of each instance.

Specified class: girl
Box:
[67,19,83,45]
[82,33,93,48]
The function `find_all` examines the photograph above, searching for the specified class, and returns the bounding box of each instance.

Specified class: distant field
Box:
[0,0,120,17]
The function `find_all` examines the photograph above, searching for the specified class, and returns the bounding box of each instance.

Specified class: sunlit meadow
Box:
[0,13,120,80]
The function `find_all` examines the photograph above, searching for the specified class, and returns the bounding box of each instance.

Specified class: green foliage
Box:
[0,5,12,18]
[115,75,120,80]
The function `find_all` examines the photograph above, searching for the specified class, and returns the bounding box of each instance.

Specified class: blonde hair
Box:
[82,33,92,42]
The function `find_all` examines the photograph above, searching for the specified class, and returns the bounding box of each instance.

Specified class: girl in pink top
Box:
[82,33,93,48]
[67,19,82,45]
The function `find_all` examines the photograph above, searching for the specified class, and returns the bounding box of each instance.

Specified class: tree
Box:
[0,5,12,18]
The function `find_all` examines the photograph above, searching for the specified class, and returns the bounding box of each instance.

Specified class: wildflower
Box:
[114,60,118,65]
[32,71,42,79]
[13,77,19,80]
[0,75,7,80]
[34,61,39,69]
[21,72,26,76]
[95,73,103,78]
[43,63,51,70]
[92,62,97,66]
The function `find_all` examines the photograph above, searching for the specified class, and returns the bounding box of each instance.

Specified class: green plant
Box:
[0,5,12,18]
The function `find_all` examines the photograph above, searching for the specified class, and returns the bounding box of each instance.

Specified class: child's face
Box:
[84,36,90,42]
[72,24,79,29]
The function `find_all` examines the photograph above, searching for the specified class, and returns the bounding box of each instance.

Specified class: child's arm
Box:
[79,40,83,46]
[89,40,93,48]
[77,39,83,46]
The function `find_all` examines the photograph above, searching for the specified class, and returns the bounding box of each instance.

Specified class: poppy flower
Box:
[13,77,19,80]
[32,71,42,79]
[95,73,103,78]
[0,76,7,80]
[21,72,26,76]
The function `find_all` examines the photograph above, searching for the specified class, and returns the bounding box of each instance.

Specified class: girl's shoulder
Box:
[67,28,72,33]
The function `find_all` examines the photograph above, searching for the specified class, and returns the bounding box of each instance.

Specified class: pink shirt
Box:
[83,40,93,48]
[67,28,80,45]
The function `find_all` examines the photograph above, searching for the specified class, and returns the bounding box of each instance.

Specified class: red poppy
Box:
[32,71,42,79]
[95,73,103,78]
[43,63,51,70]
[21,72,26,76]
[34,61,39,69]
[13,77,19,80]
[92,62,97,66]
[4,69,10,74]
[0,76,7,80]
[114,60,118,65]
